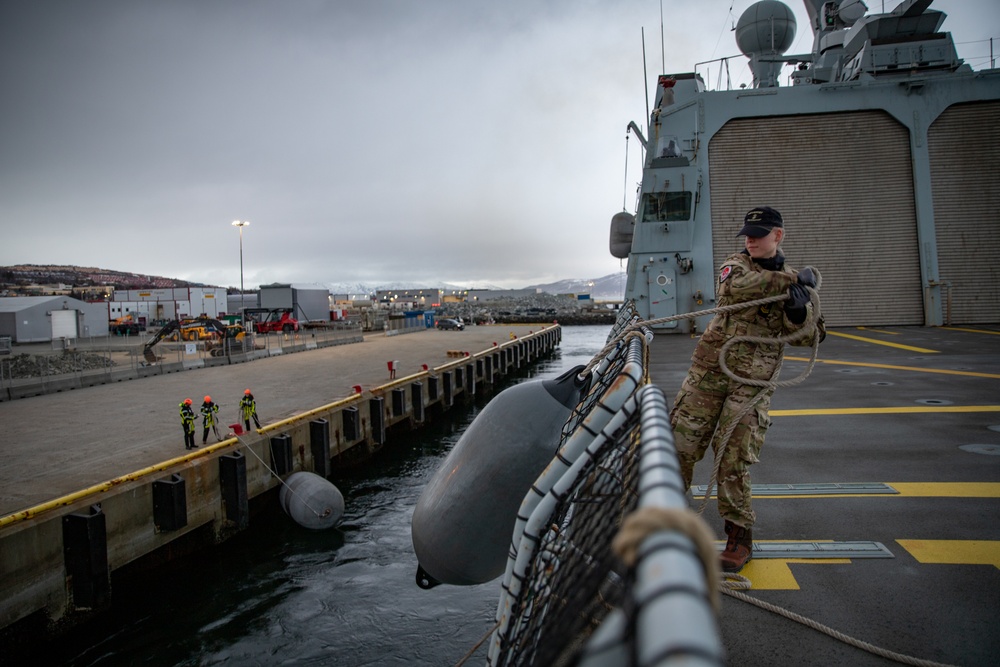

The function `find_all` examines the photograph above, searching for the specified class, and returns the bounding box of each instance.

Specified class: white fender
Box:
[279,471,345,530]
[411,365,589,588]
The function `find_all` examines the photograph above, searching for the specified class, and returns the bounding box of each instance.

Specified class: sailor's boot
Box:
[719,520,753,572]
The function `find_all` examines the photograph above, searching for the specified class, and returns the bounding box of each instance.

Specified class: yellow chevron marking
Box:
[897,540,1000,569]
[739,558,851,590]
[824,331,939,353]
[783,357,1000,379]
[772,405,1000,416]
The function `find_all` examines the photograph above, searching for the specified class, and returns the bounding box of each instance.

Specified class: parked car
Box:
[436,318,464,331]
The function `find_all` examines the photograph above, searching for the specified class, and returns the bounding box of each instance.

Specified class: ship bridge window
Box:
[640,191,692,222]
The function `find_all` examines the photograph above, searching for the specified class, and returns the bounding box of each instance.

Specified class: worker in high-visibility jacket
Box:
[179,398,197,450]
[200,395,220,444]
[239,388,261,432]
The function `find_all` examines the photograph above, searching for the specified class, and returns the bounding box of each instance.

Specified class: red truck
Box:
[244,308,300,334]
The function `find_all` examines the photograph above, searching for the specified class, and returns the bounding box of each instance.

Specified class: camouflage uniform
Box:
[669,250,824,528]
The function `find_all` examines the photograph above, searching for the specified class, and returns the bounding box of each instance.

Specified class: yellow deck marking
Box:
[783,356,1000,379]
[748,482,1000,499]
[889,482,1000,497]
[856,327,899,335]
[941,326,1000,336]
[897,540,1000,569]
[824,330,939,353]
[739,559,851,590]
[772,405,1000,416]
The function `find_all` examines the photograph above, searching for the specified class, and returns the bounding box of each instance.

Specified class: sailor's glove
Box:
[784,283,811,324]
[796,267,817,288]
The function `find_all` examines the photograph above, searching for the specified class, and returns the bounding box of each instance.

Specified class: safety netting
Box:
[487,305,722,667]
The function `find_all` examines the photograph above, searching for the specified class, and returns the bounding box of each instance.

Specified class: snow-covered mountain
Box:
[526,273,626,300]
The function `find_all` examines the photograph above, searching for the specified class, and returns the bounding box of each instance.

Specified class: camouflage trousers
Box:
[669,364,773,528]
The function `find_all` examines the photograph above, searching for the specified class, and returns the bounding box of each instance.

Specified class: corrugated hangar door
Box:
[928,100,1000,325]
[708,111,923,327]
[51,309,78,339]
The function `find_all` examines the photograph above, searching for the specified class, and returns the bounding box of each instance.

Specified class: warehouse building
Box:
[259,283,331,322]
[110,287,228,325]
[0,296,109,343]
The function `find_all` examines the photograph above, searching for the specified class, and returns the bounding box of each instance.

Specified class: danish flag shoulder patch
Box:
[719,266,733,283]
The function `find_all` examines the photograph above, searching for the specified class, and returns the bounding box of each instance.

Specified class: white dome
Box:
[736,0,796,56]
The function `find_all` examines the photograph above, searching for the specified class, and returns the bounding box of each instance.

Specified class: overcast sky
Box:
[1,1,996,290]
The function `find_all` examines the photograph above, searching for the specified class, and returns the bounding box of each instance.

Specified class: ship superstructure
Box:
[612,0,1000,331]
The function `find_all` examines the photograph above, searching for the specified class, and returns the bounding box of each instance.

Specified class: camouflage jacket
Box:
[690,251,824,380]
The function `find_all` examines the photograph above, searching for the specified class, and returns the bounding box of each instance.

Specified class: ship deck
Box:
[647,325,1000,667]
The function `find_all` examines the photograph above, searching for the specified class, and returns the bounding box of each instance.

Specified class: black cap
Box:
[737,206,783,238]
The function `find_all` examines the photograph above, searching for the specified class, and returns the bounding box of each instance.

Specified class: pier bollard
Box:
[219,452,249,530]
[392,387,406,418]
[310,419,331,478]
[412,381,424,422]
[270,434,293,476]
[343,406,360,442]
[369,396,385,445]
[62,504,110,610]
[152,473,187,532]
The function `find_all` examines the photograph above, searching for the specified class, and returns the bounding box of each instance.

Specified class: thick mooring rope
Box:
[612,506,721,612]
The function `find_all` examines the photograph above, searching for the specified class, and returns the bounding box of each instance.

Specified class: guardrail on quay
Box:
[0,325,562,640]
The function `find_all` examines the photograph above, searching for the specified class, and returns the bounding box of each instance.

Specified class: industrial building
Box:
[110,287,228,326]
[0,296,109,343]
[259,283,333,322]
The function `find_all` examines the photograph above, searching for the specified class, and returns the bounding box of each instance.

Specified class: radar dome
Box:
[736,1,796,56]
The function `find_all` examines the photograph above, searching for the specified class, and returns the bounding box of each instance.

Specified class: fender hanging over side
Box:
[411,365,590,588]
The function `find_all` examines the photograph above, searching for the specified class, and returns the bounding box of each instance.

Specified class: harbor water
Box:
[27,325,613,667]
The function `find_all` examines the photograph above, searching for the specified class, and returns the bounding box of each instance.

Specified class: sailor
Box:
[179,398,197,450]
[240,388,261,432]
[669,205,825,573]
[200,395,220,444]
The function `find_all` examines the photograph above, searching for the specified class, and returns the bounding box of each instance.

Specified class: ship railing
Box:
[487,303,723,666]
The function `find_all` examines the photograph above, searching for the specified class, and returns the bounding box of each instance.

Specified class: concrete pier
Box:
[0,324,560,636]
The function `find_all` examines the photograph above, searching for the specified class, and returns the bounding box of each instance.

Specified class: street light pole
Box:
[231,220,250,325]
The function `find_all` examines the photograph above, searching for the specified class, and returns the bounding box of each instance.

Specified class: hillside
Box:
[1,264,626,299]
[0,264,201,290]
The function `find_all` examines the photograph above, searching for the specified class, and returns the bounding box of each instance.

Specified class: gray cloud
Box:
[2,0,996,289]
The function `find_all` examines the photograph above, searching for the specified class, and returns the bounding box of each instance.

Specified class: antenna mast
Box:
[660,0,665,73]
[642,28,650,139]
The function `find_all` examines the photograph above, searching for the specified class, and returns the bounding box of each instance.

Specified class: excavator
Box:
[142,317,248,364]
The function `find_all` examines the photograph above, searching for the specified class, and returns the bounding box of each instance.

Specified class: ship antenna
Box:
[642,28,650,139]
[660,0,665,74]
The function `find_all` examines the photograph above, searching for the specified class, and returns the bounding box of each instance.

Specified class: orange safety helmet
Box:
[204,395,211,403]
[244,389,251,395]
[184,398,192,405]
